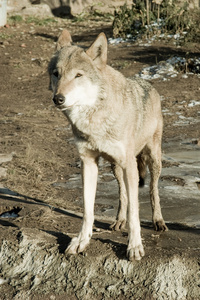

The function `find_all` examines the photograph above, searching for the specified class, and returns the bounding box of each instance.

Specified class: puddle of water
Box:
[0,212,19,218]
[0,207,21,219]
[164,151,200,164]
[52,145,200,228]
[53,174,81,190]
[184,215,200,228]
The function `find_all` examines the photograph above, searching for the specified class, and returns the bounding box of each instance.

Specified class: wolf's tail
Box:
[137,153,147,187]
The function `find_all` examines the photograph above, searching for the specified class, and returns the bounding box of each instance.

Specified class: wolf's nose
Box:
[53,94,65,106]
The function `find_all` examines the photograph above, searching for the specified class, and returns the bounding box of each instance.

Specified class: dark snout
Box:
[53,94,65,106]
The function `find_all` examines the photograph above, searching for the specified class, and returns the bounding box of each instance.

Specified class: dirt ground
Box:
[0,15,200,300]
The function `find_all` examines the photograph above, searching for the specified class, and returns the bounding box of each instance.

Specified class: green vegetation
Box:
[25,16,58,26]
[112,0,200,43]
[8,15,58,26]
[72,7,113,23]
[8,15,23,25]
[0,33,13,39]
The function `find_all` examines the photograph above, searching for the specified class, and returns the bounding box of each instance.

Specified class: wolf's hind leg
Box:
[137,152,147,187]
[66,154,98,255]
[110,164,127,231]
[110,154,146,231]
[147,139,168,232]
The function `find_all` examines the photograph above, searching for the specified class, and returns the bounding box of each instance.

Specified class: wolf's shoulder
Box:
[124,75,159,108]
[127,76,152,90]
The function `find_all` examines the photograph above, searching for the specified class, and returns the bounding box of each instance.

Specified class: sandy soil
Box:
[0,16,200,299]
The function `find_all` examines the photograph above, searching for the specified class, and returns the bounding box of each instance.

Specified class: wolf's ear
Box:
[56,29,72,51]
[86,33,107,68]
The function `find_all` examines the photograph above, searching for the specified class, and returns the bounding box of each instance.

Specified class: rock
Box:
[0,224,200,299]
[7,0,53,17]
[41,0,133,15]
[7,0,133,17]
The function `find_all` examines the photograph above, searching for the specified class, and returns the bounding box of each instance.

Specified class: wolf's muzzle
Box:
[53,94,65,106]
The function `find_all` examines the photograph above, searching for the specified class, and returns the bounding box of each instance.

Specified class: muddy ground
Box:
[0,15,200,300]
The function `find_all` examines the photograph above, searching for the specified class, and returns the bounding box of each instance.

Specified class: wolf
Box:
[48,29,168,261]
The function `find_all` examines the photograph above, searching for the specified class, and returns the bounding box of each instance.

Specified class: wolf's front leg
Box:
[66,154,98,254]
[124,158,145,261]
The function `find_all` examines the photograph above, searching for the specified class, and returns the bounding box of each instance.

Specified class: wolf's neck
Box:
[64,98,120,143]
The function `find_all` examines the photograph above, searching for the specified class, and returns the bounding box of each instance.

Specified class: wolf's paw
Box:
[153,219,168,232]
[110,219,126,231]
[65,236,90,255]
[127,244,145,261]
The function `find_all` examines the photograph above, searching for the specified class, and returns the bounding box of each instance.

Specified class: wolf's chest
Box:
[76,131,126,166]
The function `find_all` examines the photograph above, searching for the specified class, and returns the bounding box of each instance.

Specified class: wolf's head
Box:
[49,30,108,112]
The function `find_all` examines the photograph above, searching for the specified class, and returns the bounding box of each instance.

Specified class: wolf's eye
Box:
[53,70,59,78]
[75,73,82,78]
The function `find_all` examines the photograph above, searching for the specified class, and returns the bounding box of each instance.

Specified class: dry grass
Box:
[1,94,79,211]
[6,142,59,201]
